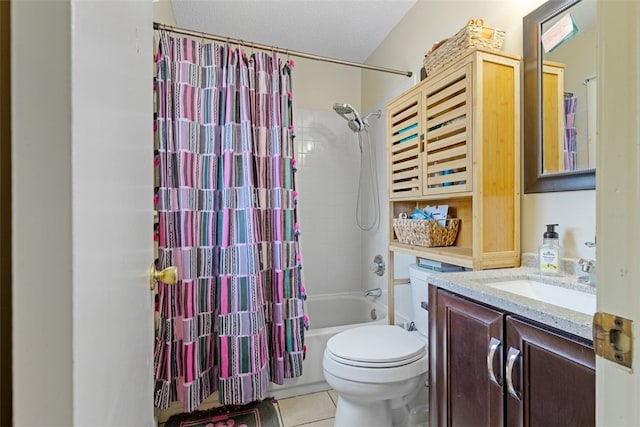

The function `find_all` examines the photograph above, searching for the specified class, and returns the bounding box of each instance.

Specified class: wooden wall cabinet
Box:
[386,49,521,272]
[429,286,595,427]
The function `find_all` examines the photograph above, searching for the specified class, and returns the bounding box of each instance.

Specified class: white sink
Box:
[486,279,596,316]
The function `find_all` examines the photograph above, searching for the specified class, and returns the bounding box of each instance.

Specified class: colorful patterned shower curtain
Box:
[153,31,306,412]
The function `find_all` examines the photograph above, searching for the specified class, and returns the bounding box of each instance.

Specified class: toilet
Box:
[322,264,432,427]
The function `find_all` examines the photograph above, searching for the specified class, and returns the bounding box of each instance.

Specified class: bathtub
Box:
[268,292,387,400]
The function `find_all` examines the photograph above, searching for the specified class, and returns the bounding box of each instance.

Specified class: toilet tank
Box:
[408,264,433,336]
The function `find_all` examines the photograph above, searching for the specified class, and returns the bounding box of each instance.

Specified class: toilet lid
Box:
[326,325,426,368]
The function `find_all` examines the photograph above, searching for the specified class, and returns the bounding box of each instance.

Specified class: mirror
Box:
[524,0,596,193]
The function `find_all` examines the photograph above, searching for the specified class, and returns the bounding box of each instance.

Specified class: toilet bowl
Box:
[322,324,428,427]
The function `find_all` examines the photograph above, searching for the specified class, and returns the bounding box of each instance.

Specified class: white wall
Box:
[153,0,177,26]
[362,0,547,110]
[360,81,416,300]
[294,59,362,112]
[295,109,363,295]
[12,2,73,424]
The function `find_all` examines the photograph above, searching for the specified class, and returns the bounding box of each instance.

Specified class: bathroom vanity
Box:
[427,266,595,426]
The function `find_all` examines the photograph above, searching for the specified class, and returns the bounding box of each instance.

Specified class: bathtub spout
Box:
[364,288,382,298]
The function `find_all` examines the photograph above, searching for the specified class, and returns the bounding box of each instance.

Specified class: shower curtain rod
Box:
[154,22,413,78]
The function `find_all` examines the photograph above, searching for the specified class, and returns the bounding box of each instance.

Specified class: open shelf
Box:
[389,242,473,268]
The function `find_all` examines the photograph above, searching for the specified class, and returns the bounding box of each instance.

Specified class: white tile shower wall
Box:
[294,93,416,308]
[359,82,416,322]
[358,103,388,294]
[295,109,363,296]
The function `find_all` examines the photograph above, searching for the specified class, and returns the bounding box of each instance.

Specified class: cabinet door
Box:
[423,63,472,196]
[505,316,595,427]
[388,88,423,199]
[434,289,504,426]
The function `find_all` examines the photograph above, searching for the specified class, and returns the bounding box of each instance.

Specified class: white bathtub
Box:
[268,292,387,399]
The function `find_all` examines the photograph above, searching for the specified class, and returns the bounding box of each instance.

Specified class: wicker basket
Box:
[393,218,461,247]
[423,19,506,77]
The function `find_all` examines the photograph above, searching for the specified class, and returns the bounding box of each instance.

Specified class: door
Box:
[422,63,472,196]
[388,88,423,199]
[70,1,155,425]
[11,1,155,425]
[505,316,595,427]
[597,2,640,425]
[433,289,504,426]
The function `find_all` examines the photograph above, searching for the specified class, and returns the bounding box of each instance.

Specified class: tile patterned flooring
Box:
[159,388,430,426]
[275,390,338,426]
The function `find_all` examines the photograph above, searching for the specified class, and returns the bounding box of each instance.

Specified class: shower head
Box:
[333,103,357,116]
[333,102,364,132]
[347,120,362,132]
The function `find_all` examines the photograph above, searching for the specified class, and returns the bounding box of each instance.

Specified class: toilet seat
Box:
[325,325,426,368]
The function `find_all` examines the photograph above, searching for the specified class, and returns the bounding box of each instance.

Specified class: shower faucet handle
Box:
[369,255,385,276]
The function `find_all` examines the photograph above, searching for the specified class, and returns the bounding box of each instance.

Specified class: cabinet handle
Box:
[506,347,522,401]
[487,337,502,386]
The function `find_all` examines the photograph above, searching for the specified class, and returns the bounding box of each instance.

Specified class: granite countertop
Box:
[427,258,595,341]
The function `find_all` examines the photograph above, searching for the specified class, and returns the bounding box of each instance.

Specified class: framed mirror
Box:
[523,0,596,193]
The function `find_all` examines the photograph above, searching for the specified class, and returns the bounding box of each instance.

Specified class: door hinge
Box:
[592,312,633,368]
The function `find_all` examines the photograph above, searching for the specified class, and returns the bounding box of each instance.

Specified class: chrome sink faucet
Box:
[578,238,596,285]
[578,258,596,285]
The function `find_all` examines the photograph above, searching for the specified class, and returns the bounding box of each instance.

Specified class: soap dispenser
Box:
[539,224,563,275]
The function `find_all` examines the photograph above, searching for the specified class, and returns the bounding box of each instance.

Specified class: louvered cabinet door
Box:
[387,89,423,199]
[422,63,473,196]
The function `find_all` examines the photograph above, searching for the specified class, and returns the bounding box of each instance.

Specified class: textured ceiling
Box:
[171,0,418,63]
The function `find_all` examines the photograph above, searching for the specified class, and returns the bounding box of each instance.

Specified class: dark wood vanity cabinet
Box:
[505,316,595,426]
[429,285,595,427]
[431,287,505,426]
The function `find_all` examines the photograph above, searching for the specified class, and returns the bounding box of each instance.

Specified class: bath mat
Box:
[164,398,281,427]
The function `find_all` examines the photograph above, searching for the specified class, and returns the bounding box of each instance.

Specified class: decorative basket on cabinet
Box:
[393,218,461,247]
[423,18,506,77]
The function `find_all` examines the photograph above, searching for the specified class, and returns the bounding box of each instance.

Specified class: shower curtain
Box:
[153,31,306,412]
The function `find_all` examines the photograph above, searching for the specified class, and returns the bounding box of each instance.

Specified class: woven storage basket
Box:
[423,19,506,77]
[393,218,461,247]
